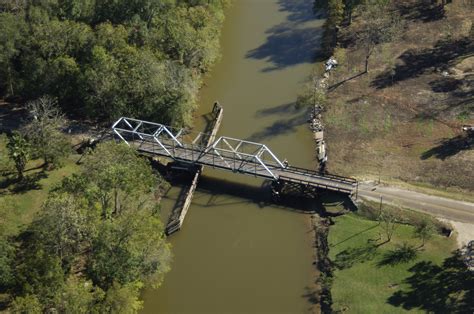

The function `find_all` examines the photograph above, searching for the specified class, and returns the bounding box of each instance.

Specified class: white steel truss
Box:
[204,136,284,179]
[112,117,285,179]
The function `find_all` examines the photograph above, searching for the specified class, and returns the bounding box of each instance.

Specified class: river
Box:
[142,0,324,313]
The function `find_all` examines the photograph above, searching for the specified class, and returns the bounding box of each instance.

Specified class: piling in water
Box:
[165,103,223,235]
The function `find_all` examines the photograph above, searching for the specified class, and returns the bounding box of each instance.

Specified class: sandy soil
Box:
[439,218,474,248]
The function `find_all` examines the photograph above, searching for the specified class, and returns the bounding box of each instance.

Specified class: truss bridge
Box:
[111,116,357,196]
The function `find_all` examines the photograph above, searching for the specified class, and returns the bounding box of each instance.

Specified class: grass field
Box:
[328,213,463,313]
[0,152,80,236]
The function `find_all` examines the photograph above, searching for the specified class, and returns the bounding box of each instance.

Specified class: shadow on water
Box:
[247,111,308,142]
[245,0,323,72]
[255,102,301,118]
[276,0,318,23]
[247,101,309,142]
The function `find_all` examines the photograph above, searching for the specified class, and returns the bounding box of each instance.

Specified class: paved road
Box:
[357,182,474,223]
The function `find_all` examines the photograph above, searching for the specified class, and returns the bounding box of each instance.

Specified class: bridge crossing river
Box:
[111,115,357,196]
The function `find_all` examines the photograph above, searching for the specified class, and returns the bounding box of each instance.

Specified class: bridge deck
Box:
[131,139,356,194]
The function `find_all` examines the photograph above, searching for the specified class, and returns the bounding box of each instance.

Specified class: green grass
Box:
[328,213,457,313]
[0,154,80,236]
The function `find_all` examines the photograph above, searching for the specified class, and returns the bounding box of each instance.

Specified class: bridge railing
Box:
[112,117,288,180]
[284,165,357,185]
[113,128,282,179]
[279,175,354,194]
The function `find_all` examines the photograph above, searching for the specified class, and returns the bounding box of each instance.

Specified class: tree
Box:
[56,276,104,313]
[59,142,171,290]
[344,0,362,24]
[80,142,167,218]
[10,295,42,314]
[319,0,346,56]
[0,237,15,289]
[6,131,29,180]
[22,96,70,169]
[414,219,435,247]
[356,0,401,73]
[14,244,65,304]
[99,281,144,314]
[0,13,25,95]
[297,71,327,109]
[87,207,171,290]
[33,193,97,271]
[379,209,398,243]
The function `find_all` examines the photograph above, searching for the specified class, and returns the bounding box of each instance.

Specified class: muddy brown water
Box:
[141,1,325,313]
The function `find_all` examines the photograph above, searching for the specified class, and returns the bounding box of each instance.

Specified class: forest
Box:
[0,0,228,126]
[0,0,228,312]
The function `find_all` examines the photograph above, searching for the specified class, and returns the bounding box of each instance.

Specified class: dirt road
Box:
[357,182,474,223]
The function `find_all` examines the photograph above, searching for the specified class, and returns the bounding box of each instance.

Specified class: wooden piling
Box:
[165,102,223,235]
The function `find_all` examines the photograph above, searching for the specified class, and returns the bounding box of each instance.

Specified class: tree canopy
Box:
[0,0,228,126]
[4,142,171,312]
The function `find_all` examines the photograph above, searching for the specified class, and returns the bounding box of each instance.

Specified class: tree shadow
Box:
[429,77,464,93]
[413,74,474,120]
[0,171,47,193]
[0,176,17,192]
[0,102,27,132]
[396,1,446,23]
[327,71,366,92]
[330,224,378,248]
[377,243,418,267]
[245,0,323,72]
[12,171,47,193]
[372,37,472,89]
[255,102,300,118]
[388,251,474,313]
[333,243,378,270]
[302,285,320,310]
[246,111,307,142]
[421,134,474,160]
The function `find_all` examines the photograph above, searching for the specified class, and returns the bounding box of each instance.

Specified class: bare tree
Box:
[22,96,70,169]
[379,209,399,243]
[357,1,401,73]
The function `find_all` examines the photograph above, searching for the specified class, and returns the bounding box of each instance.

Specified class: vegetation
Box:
[414,219,435,248]
[355,1,401,73]
[0,0,228,126]
[0,142,171,311]
[317,0,473,193]
[21,96,70,169]
[6,132,29,180]
[328,212,462,313]
[0,0,230,310]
